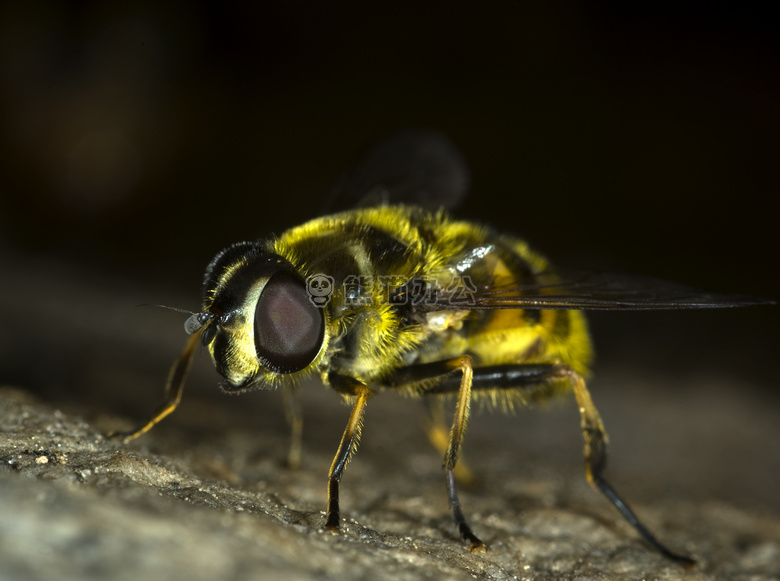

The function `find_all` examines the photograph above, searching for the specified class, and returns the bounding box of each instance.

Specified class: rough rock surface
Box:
[2,369,778,581]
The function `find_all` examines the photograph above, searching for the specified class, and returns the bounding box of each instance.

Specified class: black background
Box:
[1,1,778,394]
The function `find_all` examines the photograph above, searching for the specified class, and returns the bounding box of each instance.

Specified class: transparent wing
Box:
[323,130,470,213]
[418,269,774,311]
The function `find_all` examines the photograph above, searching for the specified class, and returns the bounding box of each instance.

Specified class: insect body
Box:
[112,132,771,566]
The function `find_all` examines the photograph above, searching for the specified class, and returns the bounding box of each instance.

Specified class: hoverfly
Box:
[110,131,772,566]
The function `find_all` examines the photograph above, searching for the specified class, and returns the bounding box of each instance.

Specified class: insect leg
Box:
[282,384,304,469]
[413,362,695,565]
[386,355,486,551]
[567,370,696,567]
[423,363,566,394]
[324,374,373,533]
[439,355,488,552]
[423,398,477,485]
[107,329,202,441]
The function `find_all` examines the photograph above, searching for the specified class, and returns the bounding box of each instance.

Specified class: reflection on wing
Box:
[323,130,470,213]
[421,269,774,311]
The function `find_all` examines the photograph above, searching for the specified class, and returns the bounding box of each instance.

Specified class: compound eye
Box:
[254,271,325,373]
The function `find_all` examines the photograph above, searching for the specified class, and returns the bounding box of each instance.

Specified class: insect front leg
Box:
[107,329,202,441]
[282,384,304,469]
[323,373,373,533]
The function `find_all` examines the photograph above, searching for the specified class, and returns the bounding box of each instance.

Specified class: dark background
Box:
[1,2,777,399]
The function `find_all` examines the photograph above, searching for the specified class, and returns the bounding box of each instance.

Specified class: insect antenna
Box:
[135,304,215,335]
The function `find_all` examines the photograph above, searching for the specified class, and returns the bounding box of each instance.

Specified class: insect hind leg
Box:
[566,369,696,567]
[425,362,695,565]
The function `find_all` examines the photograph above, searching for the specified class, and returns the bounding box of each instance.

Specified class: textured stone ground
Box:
[2,369,779,581]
